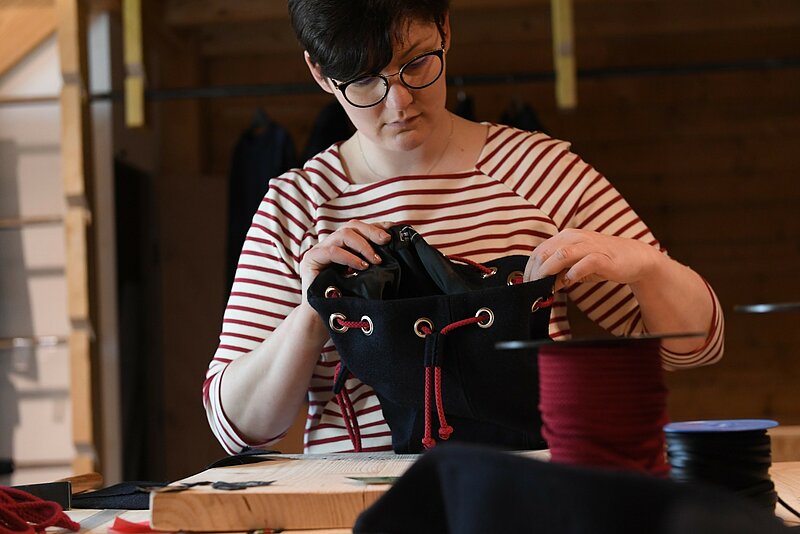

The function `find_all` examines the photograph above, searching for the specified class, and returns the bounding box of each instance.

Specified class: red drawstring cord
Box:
[419,313,489,449]
[422,366,436,449]
[333,362,362,452]
[334,318,370,330]
[433,366,453,440]
[446,255,496,277]
[0,486,80,534]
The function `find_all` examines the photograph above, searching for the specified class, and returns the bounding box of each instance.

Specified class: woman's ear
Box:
[304,52,334,95]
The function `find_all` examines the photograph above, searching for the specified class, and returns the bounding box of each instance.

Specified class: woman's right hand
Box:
[299,220,394,301]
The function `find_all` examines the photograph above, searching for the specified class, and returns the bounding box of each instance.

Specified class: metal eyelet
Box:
[414,317,434,338]
[475,308,494,328]
[325,286,341,298]
[329,312,348,333]
[507,271,524,285]
[360,315,374,336]
[481,266,498,279]
[531,297,543,311]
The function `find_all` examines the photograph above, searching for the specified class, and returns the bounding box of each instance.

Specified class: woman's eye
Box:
[350,77,378,88]
[405,55,433,71]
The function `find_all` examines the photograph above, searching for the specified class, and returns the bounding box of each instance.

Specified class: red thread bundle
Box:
[538,338,670,477]
[0,486,80,534]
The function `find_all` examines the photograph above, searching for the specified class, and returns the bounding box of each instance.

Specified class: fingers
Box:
[324,227,382,268]
[374,220,397,231]
[304,220,393,273]
[525,234,582,283]
[524,229,612,287]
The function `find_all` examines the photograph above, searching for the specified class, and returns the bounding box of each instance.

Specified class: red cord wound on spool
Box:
[538,338,670,477]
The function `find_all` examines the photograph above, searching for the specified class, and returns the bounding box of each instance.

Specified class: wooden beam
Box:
[89,0,120,13]
[55,0,98,475]
[551,0,577,109]
[164,0,549,27]
[164,0,288,26]
[0,0,56,77]
[123,0,144,127]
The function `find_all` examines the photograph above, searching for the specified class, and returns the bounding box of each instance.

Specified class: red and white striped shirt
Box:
[204,124,724,455]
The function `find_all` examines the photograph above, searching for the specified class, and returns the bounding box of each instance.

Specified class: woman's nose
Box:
[383,78,414,110]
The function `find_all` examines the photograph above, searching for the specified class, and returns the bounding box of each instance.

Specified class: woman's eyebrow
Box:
[396,34,439,63]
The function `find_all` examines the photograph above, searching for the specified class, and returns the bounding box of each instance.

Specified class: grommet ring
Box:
[329,312,348,333]
[360,315,374,336]
[481,266,498,279]
[531,297,543,311]
[414,317,434,338]
[475,307,494,328]
[507,271,524,285]
[325,286,341,298]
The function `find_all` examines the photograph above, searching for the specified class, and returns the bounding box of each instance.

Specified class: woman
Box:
[204,0,724,455]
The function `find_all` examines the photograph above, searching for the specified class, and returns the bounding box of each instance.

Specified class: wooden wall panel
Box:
[145,0,800,476]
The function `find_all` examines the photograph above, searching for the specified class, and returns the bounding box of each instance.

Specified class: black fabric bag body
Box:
[353,443,794,534]
[308,225,555,453]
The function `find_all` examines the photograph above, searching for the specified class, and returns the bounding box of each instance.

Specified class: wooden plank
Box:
[151,454,419,531]
[63,207,91,320]
[551,0,577,109]
[0,0,56,77]
[55,0,98,474]
[770,427,800,463]
[151,451,550,531]
[164,0,289,26]
[69,329,95,474]
[89,0,120,13]
[123,0,145,127]
[59,84,86,198]
[771,462,800,524]
[573,0,800,37]
[164,0,550,27]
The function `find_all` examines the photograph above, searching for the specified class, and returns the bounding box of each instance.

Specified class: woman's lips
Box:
[385,114,420,130]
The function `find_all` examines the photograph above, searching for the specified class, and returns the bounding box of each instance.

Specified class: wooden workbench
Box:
[65,456,800,533]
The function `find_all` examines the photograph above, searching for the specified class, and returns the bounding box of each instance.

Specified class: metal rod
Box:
[1,57,797,107]
[0,94,60,107]
[0,215,63,230]
[89,56,800,102]
[0,335,69,350]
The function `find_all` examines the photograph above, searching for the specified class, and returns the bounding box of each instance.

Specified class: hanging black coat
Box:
[226,112,297,293]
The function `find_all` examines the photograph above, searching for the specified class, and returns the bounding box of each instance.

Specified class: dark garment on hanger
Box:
[354,443,793,534]
[500,100,549,135]
[301,100,354,163]
[226,111,297,293]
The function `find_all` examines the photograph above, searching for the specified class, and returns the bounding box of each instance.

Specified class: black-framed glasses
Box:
[331,40,446,108]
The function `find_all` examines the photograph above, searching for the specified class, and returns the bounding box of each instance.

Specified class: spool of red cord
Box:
[537,337,670,477]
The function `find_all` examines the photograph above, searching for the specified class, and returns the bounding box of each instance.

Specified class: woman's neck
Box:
[341,116,488,184]
[359,113,453,180]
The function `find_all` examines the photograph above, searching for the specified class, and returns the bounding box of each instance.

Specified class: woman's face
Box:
[310,18,451,154]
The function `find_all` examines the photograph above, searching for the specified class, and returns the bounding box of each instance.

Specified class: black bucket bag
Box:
[308,225,556,453]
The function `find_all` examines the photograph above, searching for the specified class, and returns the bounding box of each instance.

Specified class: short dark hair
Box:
[288,0,449,82]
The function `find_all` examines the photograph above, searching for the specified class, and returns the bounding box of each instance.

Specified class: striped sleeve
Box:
[489,127,724,369]
[564,151,723,368]
[658,278,725,370]
[202,165,335,454]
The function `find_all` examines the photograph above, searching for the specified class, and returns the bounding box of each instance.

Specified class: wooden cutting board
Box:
[149,452,419,532]
[772,461,800,525]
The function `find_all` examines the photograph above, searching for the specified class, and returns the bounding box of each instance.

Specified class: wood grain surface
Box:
[146,454,795,531]
[150,453,419,531]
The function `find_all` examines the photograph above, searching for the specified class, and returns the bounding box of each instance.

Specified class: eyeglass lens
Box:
[343,50,444,108]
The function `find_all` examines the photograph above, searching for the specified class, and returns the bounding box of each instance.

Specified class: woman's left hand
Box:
[524,228,662,291]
